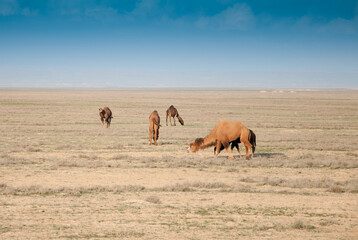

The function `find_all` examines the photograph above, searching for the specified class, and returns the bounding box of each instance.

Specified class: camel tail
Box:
[153,119,161,127]
[249,129,256,154]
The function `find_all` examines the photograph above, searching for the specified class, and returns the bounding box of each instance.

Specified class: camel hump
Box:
[149,110,160,125]
[217,120,242,125]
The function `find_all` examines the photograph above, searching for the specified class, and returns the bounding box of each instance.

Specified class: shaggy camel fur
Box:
[148,110,161,146]
[99,107,113,128]
[214,129,256,159]
[166,105,184,126]
[189,120,254,159]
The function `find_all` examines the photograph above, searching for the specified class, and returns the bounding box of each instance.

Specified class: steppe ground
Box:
[0,89,357,240]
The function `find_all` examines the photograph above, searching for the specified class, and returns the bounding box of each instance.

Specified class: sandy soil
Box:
[0,89,357,239]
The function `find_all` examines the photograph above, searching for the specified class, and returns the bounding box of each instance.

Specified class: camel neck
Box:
[199,134,216,149]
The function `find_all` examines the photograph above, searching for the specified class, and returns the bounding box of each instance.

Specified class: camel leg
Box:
[225,146,234,160]
[244,142,252,160]
[154,127,158,146]
[214,141,221,158]
[148,127,153,145]
[101,118,104,128]
[173,117,176,126]
[170,117,172,126]
[231,143,241,158]
[236,144,241,158]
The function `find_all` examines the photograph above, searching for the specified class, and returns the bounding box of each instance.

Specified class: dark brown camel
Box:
[99,107,113,128]
[166,105,184,126]
[149,110,161,146]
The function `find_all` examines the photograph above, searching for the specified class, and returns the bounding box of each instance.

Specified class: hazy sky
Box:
[1,0,357,88]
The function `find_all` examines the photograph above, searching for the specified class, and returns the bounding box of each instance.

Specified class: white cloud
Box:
[85,7,118,21]
[196,3,255,30]
[319,16,358,34]
[293,14,358,34]
[0,0,18,16]
[1,67,357,88]
[0,0,38,17]
[131,0,160,17]
[21,7,38,16]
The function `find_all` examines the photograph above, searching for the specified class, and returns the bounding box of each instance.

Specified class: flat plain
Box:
[0,89,357,240]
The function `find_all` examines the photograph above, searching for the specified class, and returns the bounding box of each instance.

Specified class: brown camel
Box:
[166,105,184,126]
[149,110,161,146]
[214,129,256,159]
[189,120,255,159]
[99,107,113,128]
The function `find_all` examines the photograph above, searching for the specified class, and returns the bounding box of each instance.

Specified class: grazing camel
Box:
[149,110,161,146]
[214,129,256,159]
[189,120,255,159]
[166,105,184,126]
[99,107,113,128]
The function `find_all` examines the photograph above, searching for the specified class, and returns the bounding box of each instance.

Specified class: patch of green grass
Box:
[160,222,180,227]
[195,208,211,216]
[0,226,11,234]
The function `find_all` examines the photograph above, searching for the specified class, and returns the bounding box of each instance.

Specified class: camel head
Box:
[178,116,184,125]
[188,138,204,152]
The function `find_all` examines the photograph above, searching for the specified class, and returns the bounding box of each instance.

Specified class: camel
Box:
[214,129,256,159]
[166,105,184,126]
[149,110,161,146]
[99,107,113,128]
[188,120,255,159]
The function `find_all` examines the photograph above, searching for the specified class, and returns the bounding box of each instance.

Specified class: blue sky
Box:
[0,0,357,88]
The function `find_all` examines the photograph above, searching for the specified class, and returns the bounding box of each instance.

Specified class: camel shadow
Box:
[254,153,285,158]
[215,152,284,159]
[159,141,175,145]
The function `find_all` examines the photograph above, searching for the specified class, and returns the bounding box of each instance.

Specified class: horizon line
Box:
[1,87,357,91]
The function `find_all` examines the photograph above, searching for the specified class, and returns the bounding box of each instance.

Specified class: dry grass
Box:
[0,183,146,196]
[0,155,40,165]
[0,89,357,240]
[145,195,161,204]
[292,219,315,230]
[155,181,231,192]
[241,176,358,193]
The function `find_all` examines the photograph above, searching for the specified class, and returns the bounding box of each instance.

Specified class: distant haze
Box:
[1,0,357,88]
